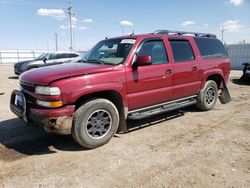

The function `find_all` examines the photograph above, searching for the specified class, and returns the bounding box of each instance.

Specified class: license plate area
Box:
[10,90,27,122]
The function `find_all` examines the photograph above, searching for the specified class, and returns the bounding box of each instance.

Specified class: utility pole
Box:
[54,33,58,51]
[221,25,225,44]
[66,0,74,51]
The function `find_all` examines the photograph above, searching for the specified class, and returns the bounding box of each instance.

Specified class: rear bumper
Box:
[10,90,75,135]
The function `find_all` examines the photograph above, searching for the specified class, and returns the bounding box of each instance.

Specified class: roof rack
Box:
[153,30,216,38]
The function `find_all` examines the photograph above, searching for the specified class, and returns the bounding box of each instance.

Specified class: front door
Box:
[126,39,173,111]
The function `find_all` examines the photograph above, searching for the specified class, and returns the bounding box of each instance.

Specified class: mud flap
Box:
[219,83,232,104]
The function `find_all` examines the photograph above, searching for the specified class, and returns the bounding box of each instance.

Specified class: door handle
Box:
[165,69,172,75]
[192,66,198,71]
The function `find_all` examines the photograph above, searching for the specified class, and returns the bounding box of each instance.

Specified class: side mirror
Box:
[136,55,152,66]
[43,58,47,63]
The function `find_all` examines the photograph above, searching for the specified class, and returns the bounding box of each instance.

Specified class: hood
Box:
[20,62,114,85]
[15,60,33,66]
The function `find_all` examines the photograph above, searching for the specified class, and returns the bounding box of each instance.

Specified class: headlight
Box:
[35,86,61,96]
[37,100,63,108]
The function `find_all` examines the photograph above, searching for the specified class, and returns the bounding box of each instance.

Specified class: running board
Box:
[128,97,197,120]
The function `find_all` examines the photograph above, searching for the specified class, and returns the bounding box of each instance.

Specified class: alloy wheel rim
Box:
[205,87,216,105]
[86,109,112,139]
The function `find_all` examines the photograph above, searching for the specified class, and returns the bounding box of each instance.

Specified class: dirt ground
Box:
[0,65,249,188]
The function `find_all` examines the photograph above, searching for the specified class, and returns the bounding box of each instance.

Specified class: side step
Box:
[128,96,197,120]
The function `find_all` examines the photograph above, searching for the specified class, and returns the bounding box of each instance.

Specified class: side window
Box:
[170,40,195,62]
[55,54,63,59]
[48,54,57,60]
[62,53,69,58]
[69,53,79,58]
[194,38,228,58]
[138,40,168,65]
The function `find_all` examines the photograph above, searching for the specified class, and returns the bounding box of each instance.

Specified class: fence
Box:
[1,45,250,70]
[226,44,250,70]
[0,50,46,64]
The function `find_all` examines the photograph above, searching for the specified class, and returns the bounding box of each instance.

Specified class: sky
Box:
[0,0,249,51]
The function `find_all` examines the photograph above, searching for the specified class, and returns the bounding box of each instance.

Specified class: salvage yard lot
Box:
[0,65,249,188]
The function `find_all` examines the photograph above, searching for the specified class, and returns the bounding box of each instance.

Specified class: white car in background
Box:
[14,51,80,75]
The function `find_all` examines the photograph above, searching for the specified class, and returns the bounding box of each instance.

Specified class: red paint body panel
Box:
[30,105,75,117]
[13,33,231,131]
[20,63,114,85]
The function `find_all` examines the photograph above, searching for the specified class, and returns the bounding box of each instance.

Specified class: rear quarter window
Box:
[194,38,228,58]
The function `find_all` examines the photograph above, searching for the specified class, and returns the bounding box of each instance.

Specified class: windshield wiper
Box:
[77,59,87,63]
[87,59,105,65]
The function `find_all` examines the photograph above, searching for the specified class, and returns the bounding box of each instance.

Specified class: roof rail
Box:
[153,30,216,38]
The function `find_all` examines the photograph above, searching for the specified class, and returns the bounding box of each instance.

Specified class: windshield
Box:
[34,53,48,60]
[82,38,136,65]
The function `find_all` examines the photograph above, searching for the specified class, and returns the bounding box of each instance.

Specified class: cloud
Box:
[60,24,76,29]
[119,20,134,26]
[221,20,242,32]
[71,17,77,24]
[82,18,93,23]
[228,0,244,6]
[59,32,66,36]
[181,21,196,27]
[37,8,66,20]
[60,17,78,30]
[79,26,88,31]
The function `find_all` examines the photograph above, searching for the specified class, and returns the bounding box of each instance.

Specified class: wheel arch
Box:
[202,70,226,90]
[74,90,128,133]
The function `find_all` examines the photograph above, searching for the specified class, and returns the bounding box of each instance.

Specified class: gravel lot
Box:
[0,65,249,188]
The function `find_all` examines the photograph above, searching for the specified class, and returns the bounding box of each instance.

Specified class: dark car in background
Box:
[240,61,250,81]
[14,51,80,75]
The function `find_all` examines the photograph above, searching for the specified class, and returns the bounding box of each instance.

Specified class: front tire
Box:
[196,80,218,111]
[72,98,119,149]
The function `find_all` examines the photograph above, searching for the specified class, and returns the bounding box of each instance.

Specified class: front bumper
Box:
[10,90,75,135]
[14,64,23,75]
[28,106,75,134]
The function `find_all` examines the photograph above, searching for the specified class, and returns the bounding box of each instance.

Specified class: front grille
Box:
[20,82,35,92]
[23,92,37,107]
[19,81,36,107]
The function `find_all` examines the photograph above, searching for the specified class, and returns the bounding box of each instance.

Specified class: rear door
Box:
[169,38,201,99]
[126,38,174,110]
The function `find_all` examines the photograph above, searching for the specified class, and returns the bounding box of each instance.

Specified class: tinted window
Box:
[138,40,168,65]
[69,53,79,58]
[170,40,194,62]
[194,38,228,58]
[47,53,57,60]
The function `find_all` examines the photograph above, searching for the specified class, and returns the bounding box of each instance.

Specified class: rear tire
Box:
[72,98,119,149]
[196,80,218,111]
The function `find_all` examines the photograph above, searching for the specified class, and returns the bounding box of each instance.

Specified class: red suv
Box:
[10,30,231,149]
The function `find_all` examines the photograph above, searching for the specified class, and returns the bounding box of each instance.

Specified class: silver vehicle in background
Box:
[14,51,80,75]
